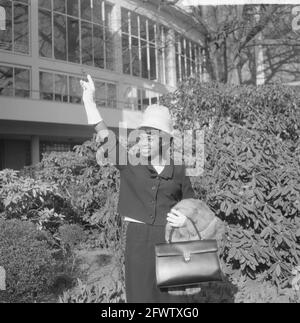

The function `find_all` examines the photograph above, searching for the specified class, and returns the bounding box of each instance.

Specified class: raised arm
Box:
[80,75,127,170]
[80,74,109,140]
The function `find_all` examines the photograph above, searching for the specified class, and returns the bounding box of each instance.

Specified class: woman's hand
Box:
[167,209,187,228]
[80,74,96,105]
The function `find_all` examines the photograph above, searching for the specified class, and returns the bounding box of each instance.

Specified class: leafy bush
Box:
[162,79,300,289]
[0,169,65,232]
[0,219,57,303]
[59,279,125,303]
[58,224,86,251]
[34,141,122,250]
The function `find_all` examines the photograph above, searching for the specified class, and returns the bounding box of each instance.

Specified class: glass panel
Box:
[81,21,93,65]
[180,37,185,55]
[176,53,180,82]
[121,8,129,34]
[132,37,140,77]
[0,65,13,96]
[95,81,106,107]
[39,9,52,58]
[140,16,147,40]
[67,17,80,63]
[39,0,51,10]
[141,40,148,79]
[107,83,117,109]
[148,20,155,43]
[0,0,12,51]
[14,3,29,54]
[55,74,68,102]
[67,0,78,17]
[181,55,185,79]
[69,76,81,103]
[151,92,158,105]
[149,44,156,80]
[54,0,66,13]
[54,13,67,60]
[143,90,151,109]
[122,34,130,75]
[40,71,53,100]
[186,41,190,59]
[93,0,103,24]
[124,86,137,110]
[80,0,91,21]
[15,68,30,97]
[105,29,114,70]
[137,89,142,111]
[94,24,104,68]
[105,3,112,28]
[131,12,138,37]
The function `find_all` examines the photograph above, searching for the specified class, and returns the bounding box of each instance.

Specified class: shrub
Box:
[59,279,125,303]
[34,142,122,249]
[0,219,57,303]
[162,79,300,289]
[0,169,65,233]
[58,224,86,250]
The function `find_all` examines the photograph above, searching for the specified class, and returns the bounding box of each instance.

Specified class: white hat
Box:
[138,104,174,136]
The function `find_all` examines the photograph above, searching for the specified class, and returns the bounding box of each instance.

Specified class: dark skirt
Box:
[125,222,191,303]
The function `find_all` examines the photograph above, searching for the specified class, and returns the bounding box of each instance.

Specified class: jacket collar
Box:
[146,158,174,179]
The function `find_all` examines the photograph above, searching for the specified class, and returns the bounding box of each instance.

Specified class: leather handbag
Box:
[155,218,223,289]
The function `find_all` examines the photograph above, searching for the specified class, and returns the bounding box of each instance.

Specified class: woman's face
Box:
[138,132,160,159]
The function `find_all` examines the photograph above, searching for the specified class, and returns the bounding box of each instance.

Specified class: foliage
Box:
[35,142,122,250]
[0,219,57,303]
[162,79,300,289]
[0,169,65,232]
[59,279,125,303]
[58,224,86,251]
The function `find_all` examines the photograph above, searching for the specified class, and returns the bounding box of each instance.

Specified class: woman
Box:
[80,75,196,303]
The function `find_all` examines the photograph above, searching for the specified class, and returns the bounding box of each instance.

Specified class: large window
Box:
[175,33,202,83]
[38,0,114,70]
[40,141,80,160]
[0,0,30,54]
[121,8,158,81]
[39,70,117,108]
[0,64,31,97]
[124,85,162,111]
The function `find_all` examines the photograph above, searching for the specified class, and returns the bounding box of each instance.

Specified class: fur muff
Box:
[164,199,226,296]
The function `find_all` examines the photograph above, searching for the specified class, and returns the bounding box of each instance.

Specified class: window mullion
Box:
[102,0,106,69]
[184,38,187,79]
[128,12,132,76]
[178,35,182,83]
[161,27,166,84]
[12,1,14,52]
[138,15,141,78]
[146,19,150,80]
[154,23,158,82]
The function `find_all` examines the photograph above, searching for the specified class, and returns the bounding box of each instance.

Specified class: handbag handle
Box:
[168,216,202,243]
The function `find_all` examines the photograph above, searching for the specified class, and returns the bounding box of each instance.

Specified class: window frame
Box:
[0,63,31,98]
[38,0,114,71]
[0,0,31,55]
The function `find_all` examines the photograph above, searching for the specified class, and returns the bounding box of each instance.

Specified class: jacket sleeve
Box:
[181,165,196,199]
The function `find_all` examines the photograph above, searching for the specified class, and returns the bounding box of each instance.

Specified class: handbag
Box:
[155,217,223,289]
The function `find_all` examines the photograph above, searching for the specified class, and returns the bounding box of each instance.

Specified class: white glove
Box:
[80,75,103,125]
[167,209,188,228]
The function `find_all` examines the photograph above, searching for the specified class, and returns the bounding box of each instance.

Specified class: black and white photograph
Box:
[0,0,300,306]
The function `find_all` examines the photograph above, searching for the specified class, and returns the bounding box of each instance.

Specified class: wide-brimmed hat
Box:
[138,104,174,136]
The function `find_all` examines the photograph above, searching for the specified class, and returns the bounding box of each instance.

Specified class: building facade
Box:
[0,0,206,170]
